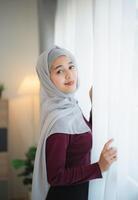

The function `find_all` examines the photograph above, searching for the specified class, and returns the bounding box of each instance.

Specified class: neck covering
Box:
[32,46,91,200]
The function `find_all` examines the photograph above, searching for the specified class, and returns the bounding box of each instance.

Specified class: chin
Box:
[63,87,76,94]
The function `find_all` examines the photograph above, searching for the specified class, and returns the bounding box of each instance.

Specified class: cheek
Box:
[50,74,64,87]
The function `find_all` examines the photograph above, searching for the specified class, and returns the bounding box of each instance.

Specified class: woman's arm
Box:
[46,133,102,187]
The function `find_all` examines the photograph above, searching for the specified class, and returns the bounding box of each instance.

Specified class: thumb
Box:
[103,138,114,151]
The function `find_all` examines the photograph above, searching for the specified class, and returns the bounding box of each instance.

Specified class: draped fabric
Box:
[90,1,137,199]
[55,0,138,199]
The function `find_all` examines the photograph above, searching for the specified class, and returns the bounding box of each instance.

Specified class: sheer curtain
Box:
[54,0,93,119]
[90,0,138,199]
[54,0,138,199]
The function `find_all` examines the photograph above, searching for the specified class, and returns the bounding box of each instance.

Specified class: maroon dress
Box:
[45,111,102,200]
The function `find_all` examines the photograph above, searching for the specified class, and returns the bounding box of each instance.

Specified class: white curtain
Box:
[54,0,93,119]
[90,0,138,199]
[54,0,138,199]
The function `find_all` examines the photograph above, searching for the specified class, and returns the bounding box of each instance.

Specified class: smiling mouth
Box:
[64,81,75,86]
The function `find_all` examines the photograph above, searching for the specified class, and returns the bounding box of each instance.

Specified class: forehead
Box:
[51,55,72,68]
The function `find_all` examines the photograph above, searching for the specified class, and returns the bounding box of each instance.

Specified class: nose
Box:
[65,70,72,80]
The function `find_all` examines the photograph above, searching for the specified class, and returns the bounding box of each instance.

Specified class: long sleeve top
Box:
[45,110,102,187]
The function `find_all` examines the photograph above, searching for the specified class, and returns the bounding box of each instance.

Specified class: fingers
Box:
[109,155,117,164]
[103,138,114,152]
[105,147,117,157]
[102,146,117,160]
[109,152,117,162]
[108,147,117,156]
[105,147,117,163]
[99,140,117,172]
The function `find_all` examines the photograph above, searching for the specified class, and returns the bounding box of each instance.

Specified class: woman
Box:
[32,46,117,200]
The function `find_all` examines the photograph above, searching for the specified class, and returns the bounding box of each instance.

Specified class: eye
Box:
[69,65,75,69]
[56,69,63,74]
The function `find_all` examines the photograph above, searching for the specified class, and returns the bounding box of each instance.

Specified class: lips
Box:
[65,81,75,86]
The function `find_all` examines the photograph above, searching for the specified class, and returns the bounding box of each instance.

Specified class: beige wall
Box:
[0,0,39,98]
[0,0,39,199]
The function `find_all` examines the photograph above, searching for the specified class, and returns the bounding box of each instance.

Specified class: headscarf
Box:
[32,46,91,200]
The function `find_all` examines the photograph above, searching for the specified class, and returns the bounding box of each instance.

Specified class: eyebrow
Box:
[52,61,73,71]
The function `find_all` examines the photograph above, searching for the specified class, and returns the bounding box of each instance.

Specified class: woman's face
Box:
[50,55,78,93]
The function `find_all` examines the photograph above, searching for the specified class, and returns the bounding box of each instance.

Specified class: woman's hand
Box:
[98,139,117,172]
[89,86,92,102]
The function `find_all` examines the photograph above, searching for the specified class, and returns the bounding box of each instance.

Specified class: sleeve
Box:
[46,133,102,186]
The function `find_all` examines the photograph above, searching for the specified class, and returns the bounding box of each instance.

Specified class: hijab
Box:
[32,46,91,200]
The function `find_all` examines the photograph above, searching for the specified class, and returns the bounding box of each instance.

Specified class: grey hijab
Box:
[32,46,91,200]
